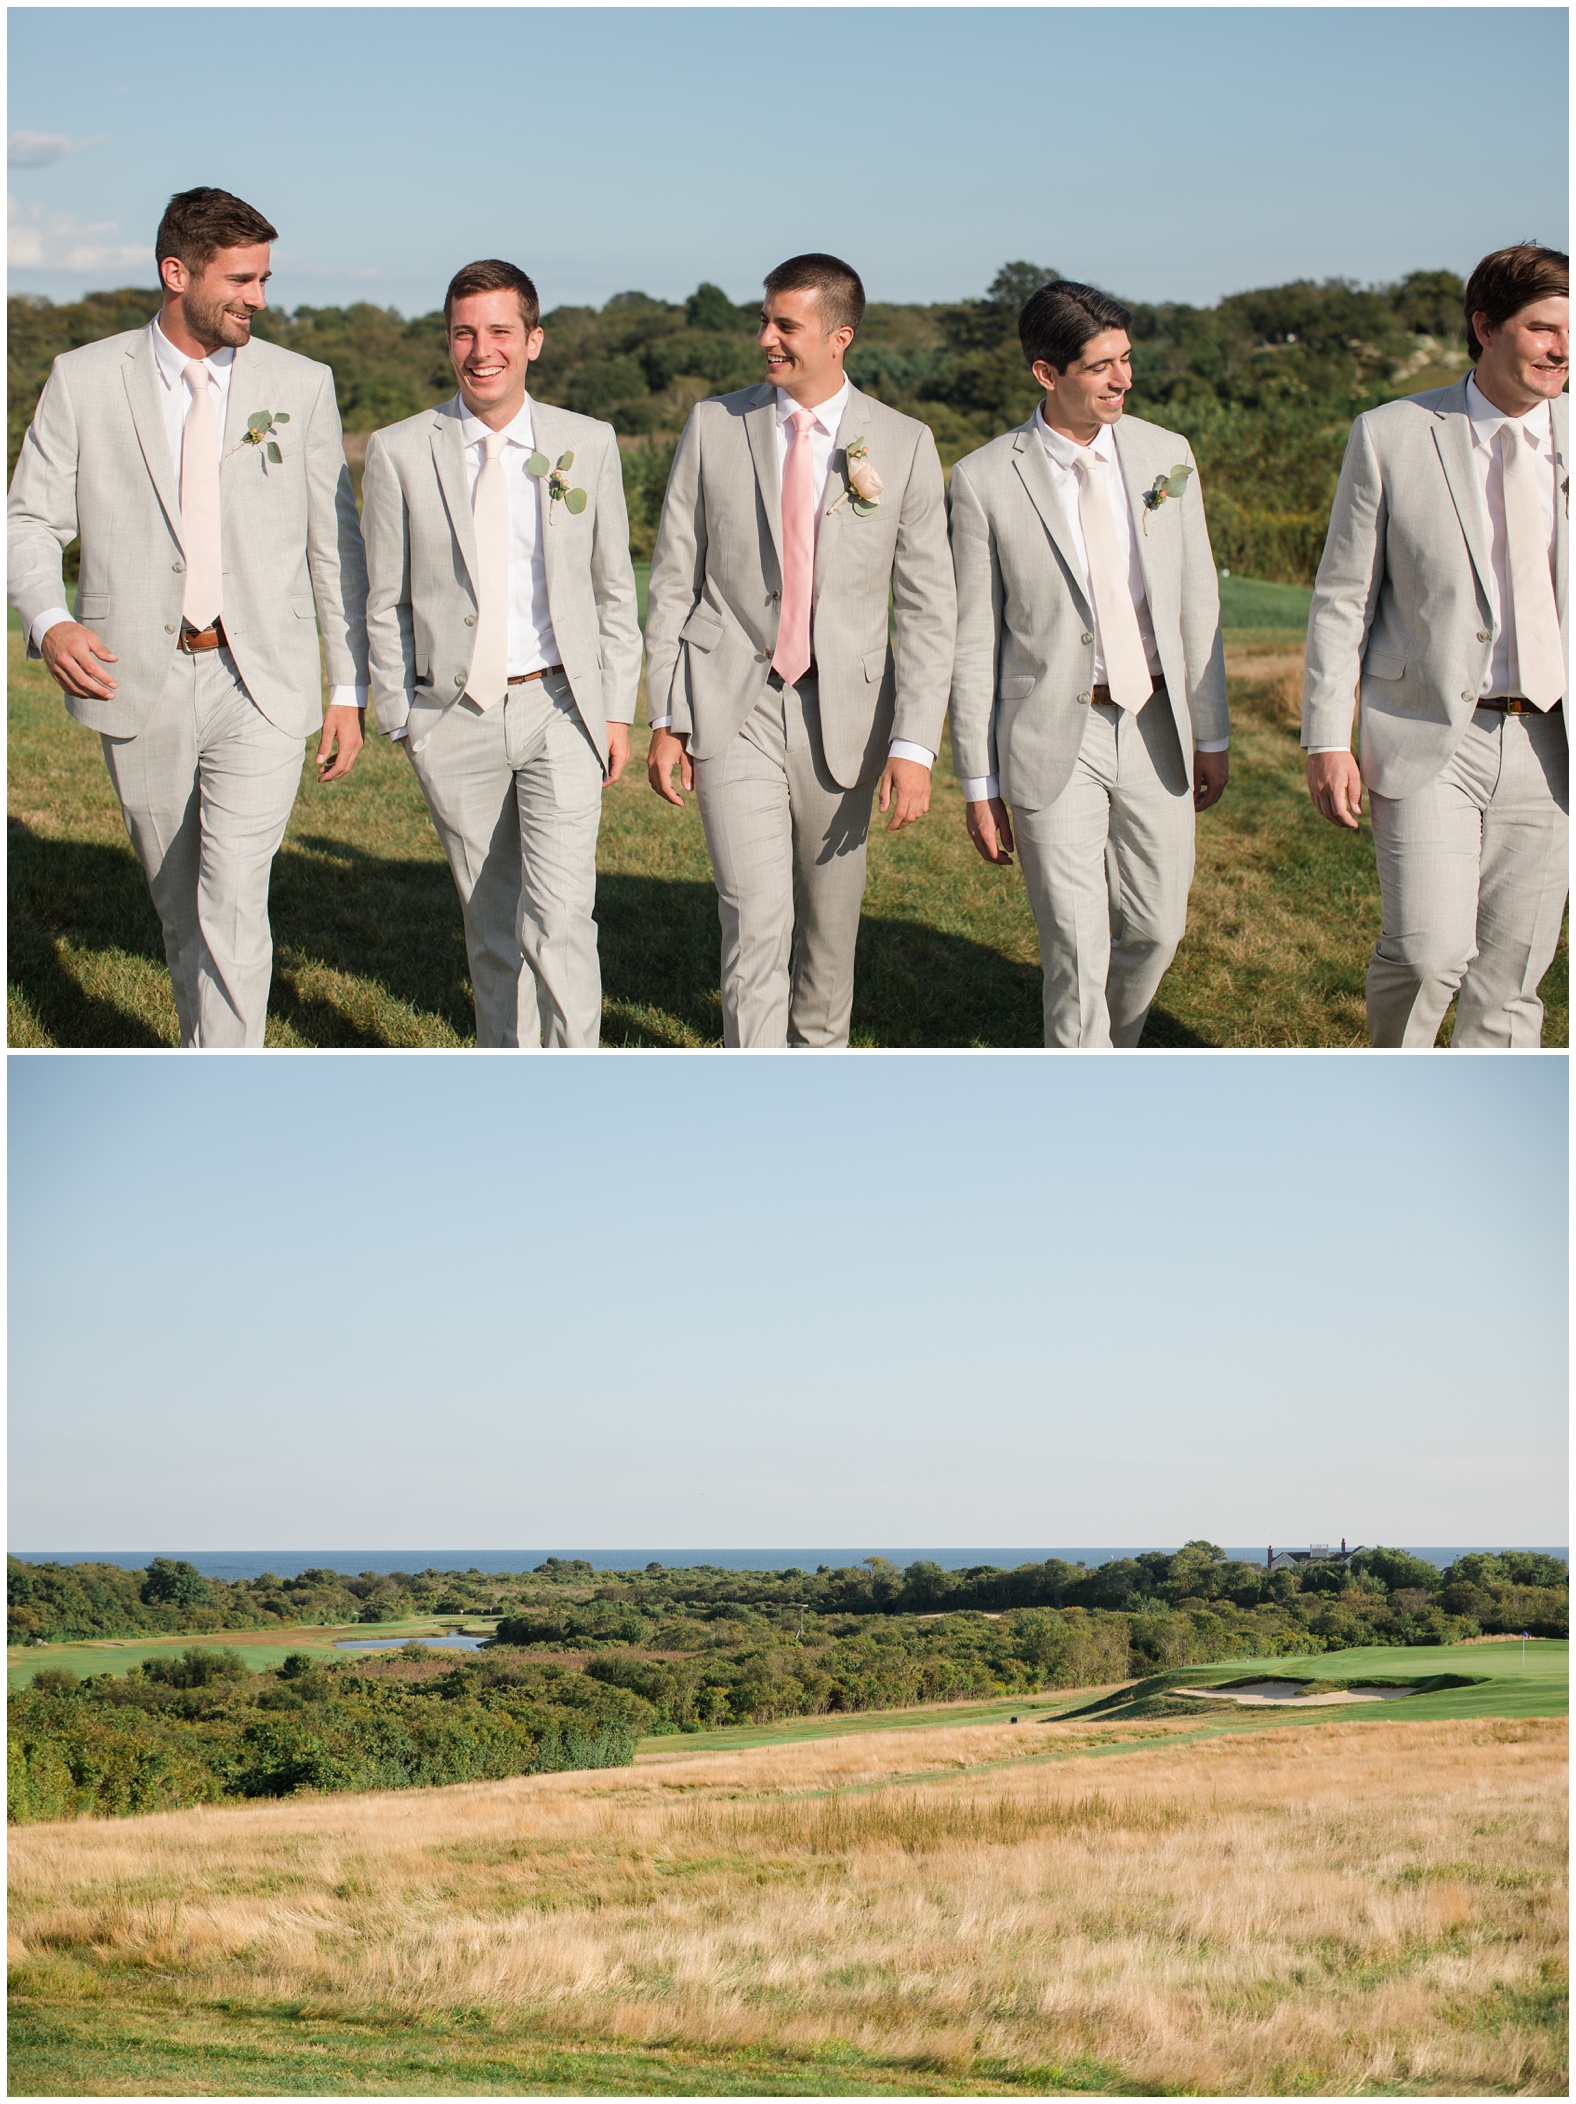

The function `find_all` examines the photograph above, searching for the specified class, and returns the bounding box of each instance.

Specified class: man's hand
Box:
[1307,750,1363,829]
[316,704,365,783]
[604,721,630,786]
[878,755,931,833]
[965,795,1015,865]
[648,726,693,806]
[41,621,118,702]
[1194,748,1229,812]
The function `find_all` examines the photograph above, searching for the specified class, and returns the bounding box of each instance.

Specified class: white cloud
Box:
[8,194,145,275]
[8,131,105,170]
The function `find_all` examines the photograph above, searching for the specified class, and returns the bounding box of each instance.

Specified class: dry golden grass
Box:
[9,1714,1566,2095]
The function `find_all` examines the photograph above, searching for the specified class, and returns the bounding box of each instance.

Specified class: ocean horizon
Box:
[11,1546,1568,1583]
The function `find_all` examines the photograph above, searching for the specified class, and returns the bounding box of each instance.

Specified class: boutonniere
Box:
[1140,462,1192,533]
[828,438,883,516]
[527,448,587,522]
[230,409,290,471]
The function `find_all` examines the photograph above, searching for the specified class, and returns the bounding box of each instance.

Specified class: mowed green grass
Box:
[5,1617,501,1688]
[9,585,1567,1047]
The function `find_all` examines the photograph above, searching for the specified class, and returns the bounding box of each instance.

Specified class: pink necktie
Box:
[180,359,223,631]
[772,408,815,686]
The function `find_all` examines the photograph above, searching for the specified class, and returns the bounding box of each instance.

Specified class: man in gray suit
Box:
[948,281,1229,1047]
[8,186,368,1046]
[361,260,641,1048]
[1303,244,1568,1047]
[644,252,955,1047]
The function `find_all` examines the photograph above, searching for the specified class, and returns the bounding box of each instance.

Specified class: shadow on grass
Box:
[10,819,1209,1049]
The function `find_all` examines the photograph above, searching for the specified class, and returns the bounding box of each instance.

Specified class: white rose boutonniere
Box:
[829,438,883,516]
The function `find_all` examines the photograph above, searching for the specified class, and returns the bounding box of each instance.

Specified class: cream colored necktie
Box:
[1499,423,1564,708]
[1071,450,1152,709]
[180,359,223,631]
[467,430,510,709]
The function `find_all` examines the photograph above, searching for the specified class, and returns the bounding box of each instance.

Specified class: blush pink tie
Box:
[772,408,816,686]
[180,359,223,631]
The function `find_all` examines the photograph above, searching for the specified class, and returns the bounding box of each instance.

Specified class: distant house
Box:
[1263,1540,1364,1573]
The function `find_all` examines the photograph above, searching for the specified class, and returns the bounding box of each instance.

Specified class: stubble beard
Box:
[179,287,252,355]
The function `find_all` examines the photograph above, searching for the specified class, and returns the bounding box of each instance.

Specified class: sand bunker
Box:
[1188,1680,1417,1707]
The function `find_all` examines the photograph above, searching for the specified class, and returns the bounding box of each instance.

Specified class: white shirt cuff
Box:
[1194,738,1229,753]
[962,776,999,803]
[1306,746,1347,755]
[648,715,671,732]
[888,739,933,769]
[30,607,71,651]
[328,685,368,712]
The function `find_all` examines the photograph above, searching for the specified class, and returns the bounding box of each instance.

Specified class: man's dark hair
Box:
[444,259,540,330]
[1019,280,1132,373]
[1463,243,1569,359]
[154,188,277,273]
[763,253,866,338]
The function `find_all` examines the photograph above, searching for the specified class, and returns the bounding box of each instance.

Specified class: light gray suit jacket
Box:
[7,323,368,740]
[1302,378,1570,800]
[644,381,956,789]
[361,394,640,760]
[948,410,1228,810]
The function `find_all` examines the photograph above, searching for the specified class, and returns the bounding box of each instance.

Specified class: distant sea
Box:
[12,1547,1568,1580]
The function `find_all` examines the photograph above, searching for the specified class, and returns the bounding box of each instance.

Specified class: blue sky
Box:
[8,1054,1567,1550]
[8,9,1570,315]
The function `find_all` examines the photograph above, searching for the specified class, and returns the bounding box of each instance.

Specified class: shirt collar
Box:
[775,378,849,436]
[1466,369,1553,450]
[151,315,234,390]
[1036,402,1119,472]
[457,394,536,450]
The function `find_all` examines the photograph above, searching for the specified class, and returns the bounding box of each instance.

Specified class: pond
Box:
[336,1635,489,1652]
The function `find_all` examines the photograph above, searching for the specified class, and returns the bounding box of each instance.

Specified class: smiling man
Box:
[361,259,640,1047]
[947,280,1229,1047]
[1303,244,1569,1046]
[7,185,369,1046]
[644,252,955,1047]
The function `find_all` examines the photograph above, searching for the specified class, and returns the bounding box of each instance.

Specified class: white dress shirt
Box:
[963,405,1224,803]
[652,375,934,768]
[33,316,367,713]
[458,395,562,672]
[1307,375,1561,753]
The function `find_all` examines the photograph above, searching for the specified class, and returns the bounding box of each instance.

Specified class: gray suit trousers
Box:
[692,674,877,1048]
[1366,704,1569,1047]
[1012,692,1194,1048]
[100,644,304,1047]
[406,671,605,1048]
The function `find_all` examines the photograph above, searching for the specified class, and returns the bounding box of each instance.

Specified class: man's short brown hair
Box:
[154,188,278,273]
[763,253,866,338]
[444,259,540,330]
[1463,243,1569,359]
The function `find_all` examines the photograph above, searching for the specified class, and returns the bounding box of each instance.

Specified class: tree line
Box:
[7,263,1471,583]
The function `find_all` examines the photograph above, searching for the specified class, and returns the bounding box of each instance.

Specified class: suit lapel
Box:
[1552,394,1568,631]
[528,395,561,599]
[1011,415,1091,619]
[1112,417,1163,606]
[217,340,257,499]
[430,397,480,597]
[1430,379,1494,604]
[743,383,783,574]
[122,327,182,544]
[814,384,870,597]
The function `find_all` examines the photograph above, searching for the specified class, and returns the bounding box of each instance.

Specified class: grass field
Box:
[13,583,1561,1047]
[5,1617,501,1688]
[9,1693,1566,2097]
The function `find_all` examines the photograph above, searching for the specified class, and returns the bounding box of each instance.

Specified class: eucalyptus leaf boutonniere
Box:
[828,438,883,516]
[527,448,587,521]
[231,409,290,472]
[1140,461,1192,533]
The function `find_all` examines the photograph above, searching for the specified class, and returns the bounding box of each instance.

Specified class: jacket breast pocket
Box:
[861,647,889,683]
[72,596,111,622]
[292,597,317,620]
[1364,646,1406,680]
[681,608,723,652]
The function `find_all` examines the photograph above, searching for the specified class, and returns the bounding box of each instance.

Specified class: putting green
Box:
[6,1619,500,1687]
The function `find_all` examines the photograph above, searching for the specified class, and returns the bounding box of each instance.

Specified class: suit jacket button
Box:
[1081,632,1093,645]
[1078,690,1091,705]
[172,561,184,574]
[1477,631,1491,642]
[165,623,177,634]
[465,615,476,627]
[1462,691,1474,703]
[771,590,781,601]
[455,674,466,687]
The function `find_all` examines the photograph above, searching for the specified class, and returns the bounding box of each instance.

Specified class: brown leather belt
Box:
[1477,696,1559,715]
[767,662,817,689]
[177,619,226,654]
[507,664,565,685]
